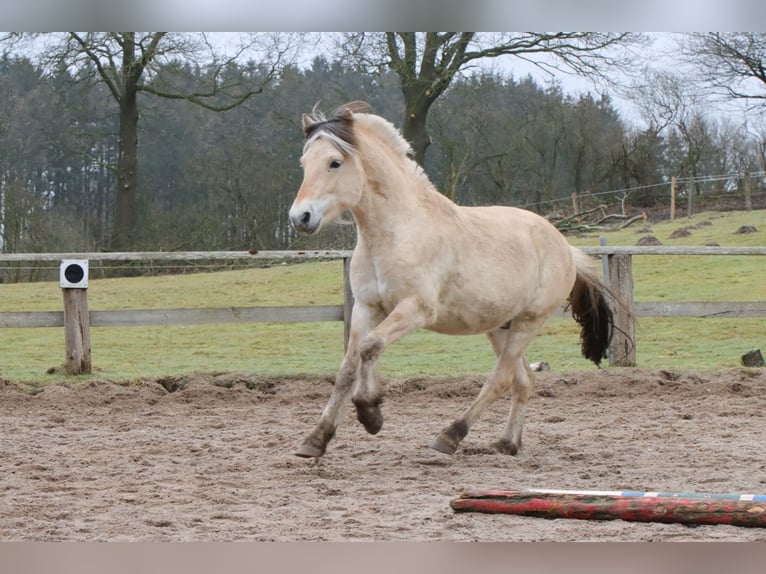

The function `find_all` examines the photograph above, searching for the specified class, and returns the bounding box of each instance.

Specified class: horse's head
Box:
[289,102,370,235]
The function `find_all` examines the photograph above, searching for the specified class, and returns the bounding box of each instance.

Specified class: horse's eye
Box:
[329,160,342,169]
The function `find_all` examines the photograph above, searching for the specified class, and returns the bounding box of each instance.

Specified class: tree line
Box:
[0,32,764,256]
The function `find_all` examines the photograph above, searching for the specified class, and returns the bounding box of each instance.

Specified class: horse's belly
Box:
[427,302,518,335]
[428,322,486,336]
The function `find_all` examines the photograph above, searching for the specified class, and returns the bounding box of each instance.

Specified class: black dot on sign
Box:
[64,264,85,284]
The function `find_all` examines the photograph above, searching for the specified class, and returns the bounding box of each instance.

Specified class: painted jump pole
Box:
[450,488,766,527]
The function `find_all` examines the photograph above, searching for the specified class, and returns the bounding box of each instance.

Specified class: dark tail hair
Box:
[568,247,627,366]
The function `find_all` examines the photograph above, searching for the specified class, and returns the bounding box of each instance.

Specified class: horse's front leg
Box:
[351,297,431,435]
[295,304,381,458]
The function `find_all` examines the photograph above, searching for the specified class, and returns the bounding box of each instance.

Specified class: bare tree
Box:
[681,33,766,108]
[631,68,714,214]
[0,32,22,54]
[337,32,645,165]
[35,32,298,250]
[632,69,694,134]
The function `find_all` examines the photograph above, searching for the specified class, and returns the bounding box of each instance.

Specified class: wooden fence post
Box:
[607,254,636,367]
[687,180,695,218]
[342,256,354,351]
[60,260,91,375]
[63,289,91,375]
[670,176,676,220]
[599,236,609,284]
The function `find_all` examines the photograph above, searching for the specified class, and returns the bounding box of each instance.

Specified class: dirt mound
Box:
[636,235,662,246]
[668,227,693,239]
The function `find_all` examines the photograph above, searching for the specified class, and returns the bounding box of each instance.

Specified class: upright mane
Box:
[353,111,416,161]
[302,101,370,155]
[302,100,432,187]
[354,111,431,183]
[303,101,415,161]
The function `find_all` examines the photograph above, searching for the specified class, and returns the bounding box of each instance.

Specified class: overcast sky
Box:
[490,32,760,130]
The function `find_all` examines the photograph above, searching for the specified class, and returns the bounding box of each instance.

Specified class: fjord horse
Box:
[289,101,617,458]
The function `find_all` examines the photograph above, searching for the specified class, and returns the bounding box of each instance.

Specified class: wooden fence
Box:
[1,247,765,371]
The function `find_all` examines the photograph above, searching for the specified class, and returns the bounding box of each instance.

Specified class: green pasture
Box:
[0,210,764,384]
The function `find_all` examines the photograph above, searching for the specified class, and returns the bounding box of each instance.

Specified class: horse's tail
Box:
[568,246,627,366]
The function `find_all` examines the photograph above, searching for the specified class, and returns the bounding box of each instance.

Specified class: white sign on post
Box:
[60,259,89,288]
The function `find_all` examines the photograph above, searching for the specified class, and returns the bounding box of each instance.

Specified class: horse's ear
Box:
[301,113,314,134]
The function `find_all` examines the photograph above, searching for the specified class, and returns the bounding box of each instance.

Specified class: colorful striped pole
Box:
[450,488,766,527]
[520,488,766,502]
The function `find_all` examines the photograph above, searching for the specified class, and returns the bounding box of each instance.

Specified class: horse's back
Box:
[454,204,574,271]
[406,203,577,334]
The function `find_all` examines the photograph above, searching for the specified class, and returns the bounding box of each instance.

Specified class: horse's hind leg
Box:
[430,353,515,455]
[431,318,542,455]
[492,358,534,455]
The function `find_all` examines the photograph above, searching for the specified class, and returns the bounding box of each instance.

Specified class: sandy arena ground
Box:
[1,367,765,541]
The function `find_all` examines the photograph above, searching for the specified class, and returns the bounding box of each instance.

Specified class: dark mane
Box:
[303,101,372,153]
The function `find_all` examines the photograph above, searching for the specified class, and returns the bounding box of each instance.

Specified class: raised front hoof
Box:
[294,441,326,459]
[492,438,520,456]
[355,404,384,435]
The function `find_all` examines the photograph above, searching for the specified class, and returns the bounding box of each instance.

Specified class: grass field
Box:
[1,210,764,383]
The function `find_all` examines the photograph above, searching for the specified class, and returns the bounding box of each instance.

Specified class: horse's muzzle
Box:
[289,207,320,234]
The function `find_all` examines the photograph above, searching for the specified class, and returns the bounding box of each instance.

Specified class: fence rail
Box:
[2,246,762,261]
[0,250,353,262]
[1,248,764,370]
[0,305,347,328]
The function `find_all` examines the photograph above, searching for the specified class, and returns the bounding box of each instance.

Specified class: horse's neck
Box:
[351,150,452,244]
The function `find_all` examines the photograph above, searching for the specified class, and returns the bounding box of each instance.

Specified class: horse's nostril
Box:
[300,211,311,225]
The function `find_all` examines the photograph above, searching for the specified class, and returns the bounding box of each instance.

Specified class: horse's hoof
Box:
[492,438,520,456]
[355,405,384,435]
[294,440,327,459]
[430,435,458,455]
[430,420,468,454]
